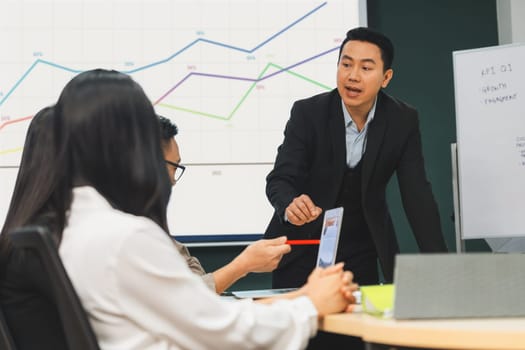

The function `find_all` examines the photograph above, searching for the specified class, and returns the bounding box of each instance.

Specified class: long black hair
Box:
[56,69,171,231]
[0,106,69,262]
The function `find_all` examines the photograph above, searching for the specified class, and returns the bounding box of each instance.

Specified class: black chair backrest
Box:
[0,306,17,350]
[9,226,100,350]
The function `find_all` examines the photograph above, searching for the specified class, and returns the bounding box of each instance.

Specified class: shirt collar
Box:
[341,97,377,129]
[71,186,114,211]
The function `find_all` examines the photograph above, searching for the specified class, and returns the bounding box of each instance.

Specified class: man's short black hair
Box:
[158,115,178,143]
[337,27,394,71]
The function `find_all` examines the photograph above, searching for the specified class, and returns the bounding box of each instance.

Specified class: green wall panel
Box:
[368,0,498,252]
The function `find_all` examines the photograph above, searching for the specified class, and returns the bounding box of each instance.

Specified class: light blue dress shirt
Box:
[341,98,377,168]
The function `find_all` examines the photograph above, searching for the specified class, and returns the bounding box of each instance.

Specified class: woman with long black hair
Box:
[0,106,69,350]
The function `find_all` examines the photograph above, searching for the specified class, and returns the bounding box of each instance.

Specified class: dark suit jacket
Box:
[264,89,447,283]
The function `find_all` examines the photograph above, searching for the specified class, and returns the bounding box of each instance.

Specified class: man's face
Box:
[336,40,393,116]
[163,138,181,186]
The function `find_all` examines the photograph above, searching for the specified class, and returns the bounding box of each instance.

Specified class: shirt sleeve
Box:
[115,226,318,350]
[201,272,216,291]
[266,100,313,220]
[172,239,217,291]
[172,239,205,275]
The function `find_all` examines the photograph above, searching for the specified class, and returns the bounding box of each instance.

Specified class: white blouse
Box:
[59,186,317,350]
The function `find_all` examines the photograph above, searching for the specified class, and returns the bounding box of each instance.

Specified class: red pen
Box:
[285,239,320,245]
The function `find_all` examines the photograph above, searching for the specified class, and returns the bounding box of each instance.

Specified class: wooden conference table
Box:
[320,311,525,349]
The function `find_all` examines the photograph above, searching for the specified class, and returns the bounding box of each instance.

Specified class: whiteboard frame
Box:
[450,143,465,253]
[453,43,525,240]
[0,0,369,245]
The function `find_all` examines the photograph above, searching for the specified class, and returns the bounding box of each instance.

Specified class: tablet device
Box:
[316,207,344,268]
[231,207,344,299]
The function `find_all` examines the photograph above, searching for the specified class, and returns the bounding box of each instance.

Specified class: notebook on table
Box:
[231,207,344,299]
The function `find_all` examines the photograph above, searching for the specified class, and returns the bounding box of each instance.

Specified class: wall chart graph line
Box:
[0,50,335,154]
[158,61,333,121]
[0,116,33,131]
[153,46,338,105]
[0,2,328,108]
[0,46,337,124]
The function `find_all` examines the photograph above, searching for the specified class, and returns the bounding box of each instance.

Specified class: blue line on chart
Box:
[0,2,328,107]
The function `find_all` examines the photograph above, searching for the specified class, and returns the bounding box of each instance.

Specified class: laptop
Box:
[231,207,344,299]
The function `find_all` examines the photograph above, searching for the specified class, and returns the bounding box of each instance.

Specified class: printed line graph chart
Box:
[0,0,366,237]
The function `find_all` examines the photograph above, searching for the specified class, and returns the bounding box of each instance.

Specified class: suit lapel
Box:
[362,92,388,192]
[328,91,346,171]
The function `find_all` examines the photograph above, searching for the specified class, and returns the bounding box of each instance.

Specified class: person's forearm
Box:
[212,258,248,294]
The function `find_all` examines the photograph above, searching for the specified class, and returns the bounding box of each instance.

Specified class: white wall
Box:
[497,0,525,44]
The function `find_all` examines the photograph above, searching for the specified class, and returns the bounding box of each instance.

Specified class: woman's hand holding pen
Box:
[233,236,291,274]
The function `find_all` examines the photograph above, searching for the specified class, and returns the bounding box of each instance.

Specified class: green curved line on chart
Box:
[157,62,332,121]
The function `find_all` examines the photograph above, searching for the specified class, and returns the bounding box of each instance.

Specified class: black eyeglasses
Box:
[165,160,186,182]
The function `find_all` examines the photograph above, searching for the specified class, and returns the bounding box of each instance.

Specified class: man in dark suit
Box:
[265,27,448,289]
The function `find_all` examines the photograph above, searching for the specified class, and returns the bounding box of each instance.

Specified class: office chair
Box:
[9,226,100,350]
[0,306,16,350]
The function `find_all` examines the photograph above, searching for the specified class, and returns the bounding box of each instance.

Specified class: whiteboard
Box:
[453,43,525,239]
[0,0,367,240]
